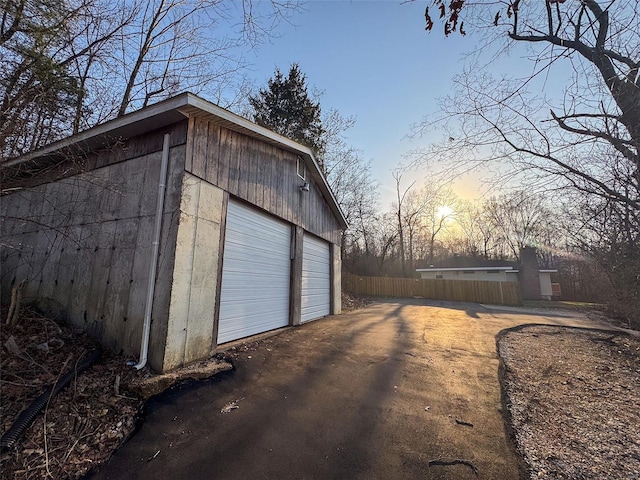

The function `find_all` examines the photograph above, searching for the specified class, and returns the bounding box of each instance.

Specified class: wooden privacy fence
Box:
[343,273,521,306]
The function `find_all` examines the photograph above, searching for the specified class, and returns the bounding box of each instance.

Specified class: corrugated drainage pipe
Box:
[131,133,171,370]
[1,348,102,450]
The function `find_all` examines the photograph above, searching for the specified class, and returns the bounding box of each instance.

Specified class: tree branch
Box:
[549,110,636,164]
[491,120,640,211]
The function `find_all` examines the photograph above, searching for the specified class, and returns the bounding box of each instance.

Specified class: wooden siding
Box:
[344,273,521,306]
[184,117,342,246]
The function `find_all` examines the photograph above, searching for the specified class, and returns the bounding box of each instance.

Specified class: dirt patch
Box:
[0,308,230,480]
[498,325,640,479]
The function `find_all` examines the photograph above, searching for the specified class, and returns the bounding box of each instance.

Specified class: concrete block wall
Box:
[332,245,342,315]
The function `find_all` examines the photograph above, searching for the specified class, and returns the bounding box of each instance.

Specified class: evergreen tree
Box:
[249,64,326,161]
[1,0,80,158]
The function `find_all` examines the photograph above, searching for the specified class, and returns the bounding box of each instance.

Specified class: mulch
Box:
[1,308,147,480]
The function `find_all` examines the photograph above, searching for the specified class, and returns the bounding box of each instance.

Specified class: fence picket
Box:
[343,273,520,306]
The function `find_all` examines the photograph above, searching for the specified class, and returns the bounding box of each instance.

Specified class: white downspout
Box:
[132,133,171,370]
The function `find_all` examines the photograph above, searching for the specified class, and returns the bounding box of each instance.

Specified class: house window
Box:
[462,270,475,274]
[297,156,306,180]
[435,274,443,279]
[486,270,499,274]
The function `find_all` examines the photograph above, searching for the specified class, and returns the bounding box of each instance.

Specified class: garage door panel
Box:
[301,234,331,323]
[218,201,291,344]
[218,290,290,304]
[220,277,291,290]
[221,265,290,280]
[220,302,289,321]
[220,316,287,343]
[223,245,288,261]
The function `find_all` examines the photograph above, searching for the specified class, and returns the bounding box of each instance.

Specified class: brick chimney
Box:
[519,246,542,300]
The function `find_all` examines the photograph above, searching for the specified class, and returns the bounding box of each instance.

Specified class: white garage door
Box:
[217,201,291,343]
[301,233,331,323]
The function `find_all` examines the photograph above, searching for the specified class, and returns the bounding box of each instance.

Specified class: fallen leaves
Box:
[340,292,373,312]
[1,308,146,480]
[498,326,640,479]
[1,307,234,479]
[220,399,242,414]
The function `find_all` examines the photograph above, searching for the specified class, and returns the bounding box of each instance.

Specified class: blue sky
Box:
[239,1,477,206]
[240,1,569,208]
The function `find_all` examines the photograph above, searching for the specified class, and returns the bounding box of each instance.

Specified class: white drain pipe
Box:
[132,133,171,370]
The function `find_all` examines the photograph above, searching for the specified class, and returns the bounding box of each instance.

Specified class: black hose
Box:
[1,347,102,451]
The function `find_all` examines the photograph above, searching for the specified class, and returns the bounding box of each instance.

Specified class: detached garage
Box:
[0,93,348,373]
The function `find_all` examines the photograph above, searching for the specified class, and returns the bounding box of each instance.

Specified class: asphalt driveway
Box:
[89,299,607,480]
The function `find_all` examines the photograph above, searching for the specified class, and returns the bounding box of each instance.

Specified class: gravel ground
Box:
[498,325,640,480]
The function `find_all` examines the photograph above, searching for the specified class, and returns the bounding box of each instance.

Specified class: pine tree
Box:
[249,64,326,160]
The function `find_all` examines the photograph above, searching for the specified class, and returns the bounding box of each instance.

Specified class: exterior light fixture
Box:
[300,181,309,192]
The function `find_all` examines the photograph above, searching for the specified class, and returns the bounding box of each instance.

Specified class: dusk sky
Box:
[235,1,515,207]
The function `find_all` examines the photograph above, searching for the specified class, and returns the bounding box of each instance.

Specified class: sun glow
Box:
[436,205,454,219]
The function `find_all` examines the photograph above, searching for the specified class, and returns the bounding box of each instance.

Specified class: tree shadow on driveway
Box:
[89,298,608,480]
[90,303,419,480]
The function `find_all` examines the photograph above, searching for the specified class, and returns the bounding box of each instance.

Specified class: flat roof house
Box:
[1,93,348,373]
[416,248,556,301]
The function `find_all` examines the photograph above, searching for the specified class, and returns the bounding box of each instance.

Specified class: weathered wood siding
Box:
[0,124,188,372]
[184,117,342,246]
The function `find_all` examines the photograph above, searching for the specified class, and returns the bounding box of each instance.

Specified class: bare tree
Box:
[482,191,554,260]
[343,210,400,277]
[563,189,639,323]
[391,173,457,273]
[1,0,301,160]
[454,199,495,258]
[392,170,416,277]
[416,185,456,265]
[414,0,640,316]
[418,0,639,214]
[317,108,380,256]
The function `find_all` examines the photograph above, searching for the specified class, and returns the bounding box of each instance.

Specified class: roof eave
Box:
[3,92,349,230]
[416,266,517,272]
[2,94,193,167]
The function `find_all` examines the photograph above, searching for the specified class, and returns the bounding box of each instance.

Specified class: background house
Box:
[416,247,556,300]
[1,93,348,373]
